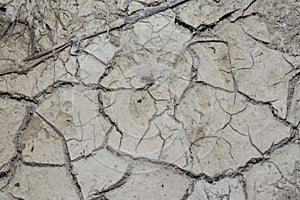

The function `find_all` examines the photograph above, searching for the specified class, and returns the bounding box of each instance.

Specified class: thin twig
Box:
[22,0,192,62]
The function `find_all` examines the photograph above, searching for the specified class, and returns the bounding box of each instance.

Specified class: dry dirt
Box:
[0,0,299,199]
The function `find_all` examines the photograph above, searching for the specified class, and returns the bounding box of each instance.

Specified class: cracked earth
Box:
[0,0,300,199]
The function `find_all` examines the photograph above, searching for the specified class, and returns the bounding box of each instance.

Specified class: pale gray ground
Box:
[0,0,299,200]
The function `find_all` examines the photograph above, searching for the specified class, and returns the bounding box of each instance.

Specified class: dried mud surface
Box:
[0,0,299,199]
